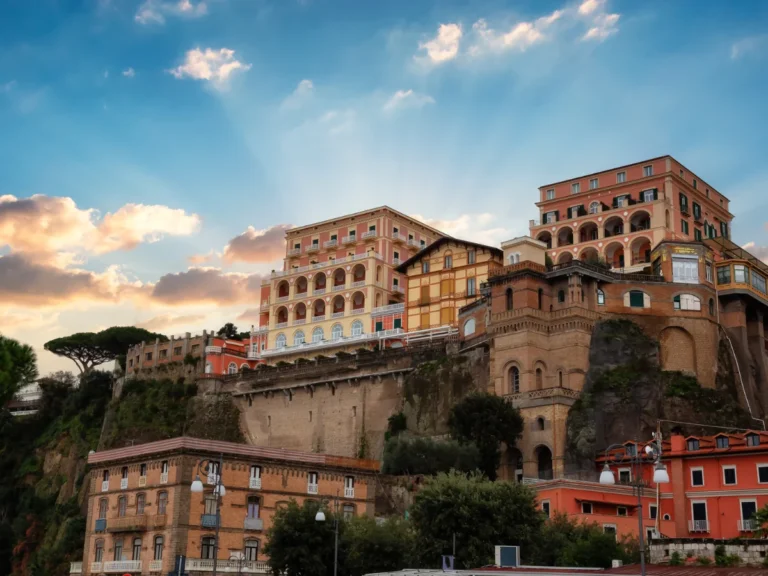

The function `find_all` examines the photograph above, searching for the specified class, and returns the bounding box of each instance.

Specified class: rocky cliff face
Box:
[565,319,753,478]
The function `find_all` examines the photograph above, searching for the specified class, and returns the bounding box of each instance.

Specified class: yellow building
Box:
[396,238,503,330]
[259,206,445,361]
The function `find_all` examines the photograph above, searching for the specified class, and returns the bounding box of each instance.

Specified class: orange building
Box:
[203,329,269,375]
[72,437,378,576]
[530,156,733,272]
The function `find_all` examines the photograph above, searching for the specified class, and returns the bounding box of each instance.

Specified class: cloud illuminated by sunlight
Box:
[169,48,251,88]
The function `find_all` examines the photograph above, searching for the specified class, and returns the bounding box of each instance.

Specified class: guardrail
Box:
[70,562,82,574]
[186,559,269,573]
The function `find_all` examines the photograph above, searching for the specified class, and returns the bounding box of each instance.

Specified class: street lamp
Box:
[191,454,225,576]
[599,434,668,576]
[315,490,340,576]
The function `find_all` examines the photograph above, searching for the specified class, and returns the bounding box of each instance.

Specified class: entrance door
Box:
[741,501,757,531]
[691,502,708,532]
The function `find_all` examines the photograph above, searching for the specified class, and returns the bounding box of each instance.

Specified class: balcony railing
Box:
[351,280,365,288]
[372,302,405,315]
[186,559,270,573]
[287,248,301,256]
[344,487,355,499]
[247,350,261,360]
[95,518,107,532]
[392,232,404,241]
[313,315,326,322]
[393,258,401,265]
[160,472,168,484]
[324,239,338,248]
[307,483,318,494]
[277,295,289,302]
[314,288,326,295]
[201,513,220,528]
[392,285,404,293]
[101,480,109,492]
[90,563,103,573]
[103,560,141,573]
[293,319,306,326]
[332,284,345,291]
[120,478,128,490]
[245,516,264,531]
[739,519,759,532]
[689,520,709,533]
[362,230,377,239]
[351,308,366,315]
[342,235,357,244]
[260,300,270,311]
[205,346,222,354]
[276,322,288,329]
[70,561,83,574]
[331,311,345,318]
[153,514,167,528]
[249,476,262,490]
[306,244,320,253]
[107,515,147,532]
[270,252,382,278]
[149,559,163,571]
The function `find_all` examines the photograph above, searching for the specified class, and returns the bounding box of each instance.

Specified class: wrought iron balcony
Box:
[201,513,220,528]
[249,476,261,490]
[103,560,141,573]
[344,487,354,499]
[70,562,83,574]
[688,520,709,532]
[307,483,318,495]
[94,518,107,533]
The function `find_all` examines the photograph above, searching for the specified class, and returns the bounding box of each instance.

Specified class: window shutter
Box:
[612,197,618,209]
[420,312,430,328]
[579,204,585,215]
[554,211,559,222]
[420,285,430,305]
[637,192,644,203]
[653,189,658,200]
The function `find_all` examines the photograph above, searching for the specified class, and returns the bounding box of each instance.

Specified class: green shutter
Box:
[394,318,402,329]
[629,291,645,308]
[375,321,383,332]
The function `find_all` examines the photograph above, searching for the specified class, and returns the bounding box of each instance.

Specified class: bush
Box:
[385,412,407,440]
[669,551,683,566]
[714,545,740,567]
[696,556,712,566]
[382,435,480,475]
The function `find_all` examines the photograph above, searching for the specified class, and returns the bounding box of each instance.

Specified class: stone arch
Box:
[629,235,652,265]
[603,215,624,238]
[533,361,546,389]
[629,209,651,232]
[579,221,599,243]
[375,292,382,308]
[351,291,365,311]
[534,445,553,480]
[276,306,289,324]
[314,272,327,292]
[501,446,523,482]
[536,230,552,249]
[579,246,599,263]
[332,268,346,288]
[332,294,345,315]
[507,363,521,394]
[557,251,574,264]
[352,264,366,283]
[295,275,308,295]
[604,241,625,269]
[556,226,574,247]
[659,326,696,374]
[294,302,307,322]
[276,280,289,298]
[312,299,326,319]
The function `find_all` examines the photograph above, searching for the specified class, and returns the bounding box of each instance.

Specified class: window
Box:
[691,468,704,486]
[140,463,147,477]
[173,346,182,356]
[225,362,236,375]
[694,229,702,241]
[312,327,324,343]
[275,333,286,348]
[723,466,737,485]
[747,434,760,447]
[293,330,305,346]
[114,538,124,561]
[247,495,260,519]
[649,505,658,520]
[693,203,701,220]
[343,504,355,519]
[752,270,767,294]
[619,469,631,483]
[616,195,628,208]
[681,220,689,235]
[444,254,452,269]
[542,500,550,517]
[122,466,128,480]
[157,492,168,514]
[204,495,217,515]
[706,263,712,283]
[720,221,728,238]
[691,502,707,529]
[758,465,768,484]
[616,171,626,183]
[717,266,731,285]
[118,496,127,517]
[544,211,557,224]
[467,250,476,265]
[643,165,653,177]
[571,182,580,194]
[467,277,476,297]
[617,506,628,517]
[154,536,164,561]
[464,318,476,337]
[159,349,167,359]
[98,498,108,519]
[137,493,146,515]
[687,439,700,451]
[245,539,259,561]
[308,472,318,492]
[603,525,617,539]
[94,540,104,563]
[716,436,730,449]
[734,264,747,283]
[422,260,430,274]
[546,189,555,200]
[331,324,343,340]
[642,189,655,202]
[351,320,363,336]
[693,178,698,189]
[672,256,698,284]
[557,289,565,303]
[537,288,543,309]
[394,318,402,329]
[508,252,521,264]
[628,290,645,308]
[145,352,152,361]
[589,201,599,214]
[581,502,593,514]
[597,289,605,306]
[506,288,513,311]
[674,294,701,311]
[201,536,216,559]
[535,368,543,389]
[132,538,142,561]
[625,444,637,456]
[510,367,520,394]
[679,192,689,213]
[589,178,599,190]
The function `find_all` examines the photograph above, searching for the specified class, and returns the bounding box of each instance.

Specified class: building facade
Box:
[73,437,378,576]
[530,156,733,272]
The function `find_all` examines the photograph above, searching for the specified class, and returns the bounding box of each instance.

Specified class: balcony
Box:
[287,248,301,257]
[101,480,109,492]
[276,295,289,302]
[689,520,709,533]
[393,258,401,266]
[260,300,270,311]
[313,315,326,322]
[351,280,365,288]
[275,322,288,329]
[149,560,163,572]
[205,346,222,354]
[344,487,354,499]
[331,311,345,319]
[739,519,759,532]
[392,232,404,242]
[342,235,357,244]
[351,308,366,315]
[293,319,306,326]
[270,252,382,279]
[103,560,141,573]
[392,284,404,293]
[160,472,168,484]
[90,563,103,573]
[362,230,377,239]
[201,513,220,528]
[307,483,318,495]
[245,516,264,531]
[372,302,405,315]
[332,284,345,292]
[314,288,326,295]
[107,515,147,532]
[249,476,262,490]
[186,559,270,573]
[306,244,320,253]
[120,478,128,490]
[407,238,421,248]
[324,239,338,248]
[138,476,146,487]
[70,562,82,574]
[247,350,261,360]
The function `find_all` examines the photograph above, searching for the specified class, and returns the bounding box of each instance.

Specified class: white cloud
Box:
[383,89,435,112]
[582,12,620,41]
[169,48,251,88]
[470,9,563,54]
[578,0,604,16]
[417,23,463,64]
[135,0,207,25]
[410,213,523,247]
[315,109,356,135]
[742,241,768,264]
[281,79,314,110]
[731,35,768,60]
[122,67,136,78]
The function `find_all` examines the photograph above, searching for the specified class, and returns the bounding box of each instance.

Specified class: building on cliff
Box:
[72,437,378,575]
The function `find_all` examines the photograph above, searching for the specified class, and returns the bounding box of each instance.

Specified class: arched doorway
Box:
[556,227,573,247]
[604,242,625,269]
[536,231,552,250]
[535,445,553,480]
[557,251,574,264]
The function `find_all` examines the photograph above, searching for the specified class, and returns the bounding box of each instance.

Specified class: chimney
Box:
[670,433,685,454]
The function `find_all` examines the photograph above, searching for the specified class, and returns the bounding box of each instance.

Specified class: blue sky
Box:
[1,0,767,372]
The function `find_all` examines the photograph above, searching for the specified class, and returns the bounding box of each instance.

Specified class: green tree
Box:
[382,435,480,476]
[448,392,524,480]
[44,327,166,373]
[0,335,38,406]
[264,500,340,576]
[343,516,413,576]
[410,471,542,569]
[754,503,768,537]
[217,323,240,340]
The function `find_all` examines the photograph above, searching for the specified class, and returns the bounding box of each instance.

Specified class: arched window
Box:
[153,536,164,561]
[673,294,701,311]
[136,493,145,515]
[98,498,108,519]
[535,368,543,389]
[157,491,168,515]
[201,536,216,560]
[508,253,521,265]
[205,362,212,374]
[247,495,260,519]
[293,330,305,346]
[464,318,476,337]
[118,496,127,517]
[92,538,104,562]
[331,324,343,340]
[351,320,364,336]
[275,333,286,349]
[245,539,259,561]
[589,201,600,214]
[597,289,605,305]
[536,417,545,431]
[444,252,453,269]
[376,265,382,281]
[709,298,715,316]
[505,288,513,311]
[557,289,565,303]
[228,362,237,374]
[132,538,142,561]
[510,367,520,394]
[312,327,324,343]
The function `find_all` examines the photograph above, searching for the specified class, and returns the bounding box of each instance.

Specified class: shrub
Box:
[669,551,683,566]
[696,556,712,566]
[382,435,480,475]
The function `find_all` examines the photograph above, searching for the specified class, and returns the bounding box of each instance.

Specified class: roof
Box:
[395,237,503,273]
[598,431,768,462]
[575,498,638,508]
[286,205,447,237]
[367,565,768,576]
[706,237,768,276]
[87,436,381,472]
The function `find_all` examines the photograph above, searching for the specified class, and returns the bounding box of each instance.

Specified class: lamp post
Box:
[191,454,226,576]
[598,434,669,576]
[315,490,340,576]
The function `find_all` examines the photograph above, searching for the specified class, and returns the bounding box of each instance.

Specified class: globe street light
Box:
[599,434,668,576]
[191,454,225,576]
[315,490,339,576]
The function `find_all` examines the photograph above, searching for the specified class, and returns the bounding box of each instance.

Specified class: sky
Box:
[1,0,767,374]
